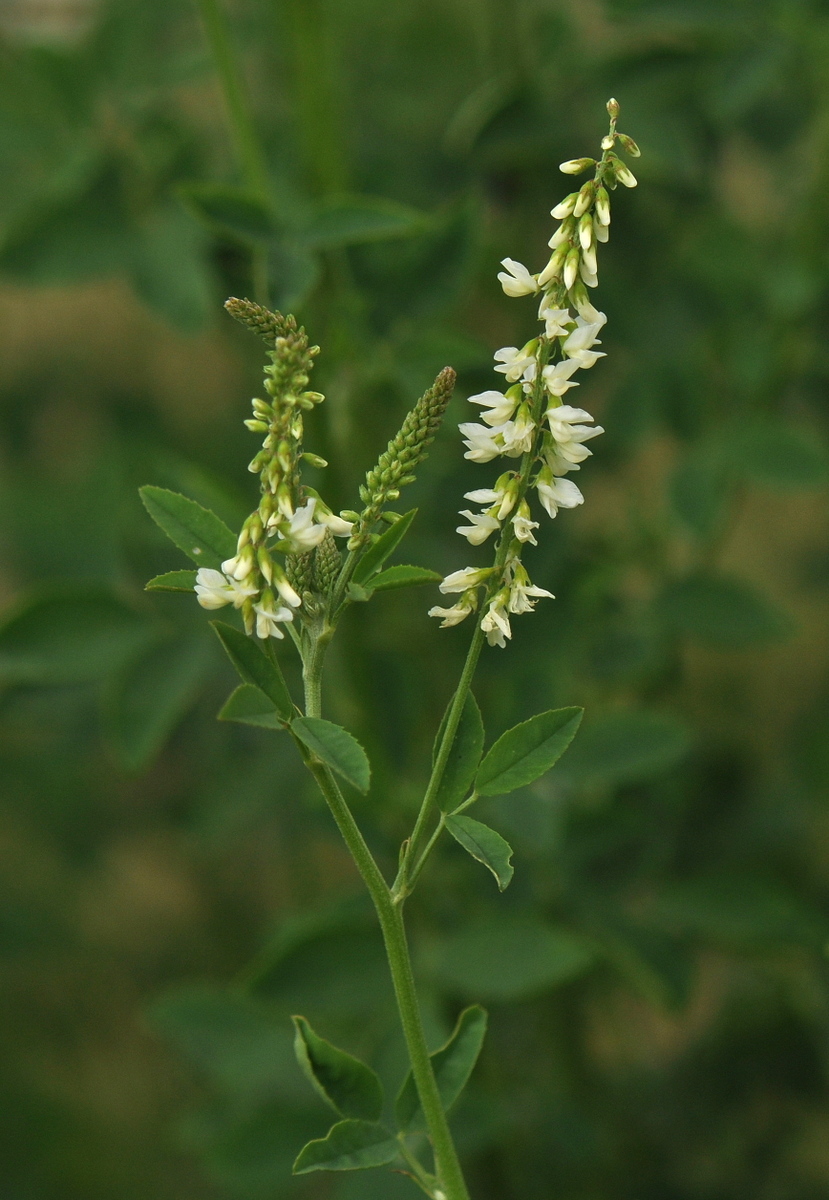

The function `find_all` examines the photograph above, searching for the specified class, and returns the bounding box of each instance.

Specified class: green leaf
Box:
[178,183,279,244]
[131,204,214,333]
[105,635,211,770]
[445,815,514,891]
[476,707,583,797]
[733,419,829,490]
[434,691,484,813]
[211,621,294,720]
[218,684,283,730]
[368,565,442,592]
[352,510,417,585]
[430,915,596,1002]
[559,709,693,786]
[659,575,790,646]
[396,1004,487,1132]
[292,1016,383,1121]
[300,194,429,249]
[139,486,237,569]
[671,442,732,538]
[145,570,198,593]
[292,717,371,794]
[292,1119,398,1174]
[0,586,156,685]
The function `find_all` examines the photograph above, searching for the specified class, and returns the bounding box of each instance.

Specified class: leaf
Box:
[140,486,237,569]
[396,1004,487,1132]
[130,204,214,333]
[292,1016,383,1121]
[476,707,583,797]
[732,419,829,490]
[145,570,198,593]
[445,815,514,891]
[434,692,484,813]
[559,709,693,786]
[300,194,429,249]
[292,717,371,794]
[0,586,156,685]
[211,621,294,720]
[352,510,417,585]
[105,635,211,770]
[430,915,596,1002]
[218,684,283,730]
[292,1119,398,1174]
[659,575,790,646]
[368,565,442,592]
[671,442,732,538]
[178,183,279,244]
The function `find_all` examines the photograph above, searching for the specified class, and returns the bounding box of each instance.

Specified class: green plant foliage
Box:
[140,487,237,569]
[396,1005,488,1131]
[445,815,514,891]
[434,692,485,813]
[659,574,791,646]
[144,569,198,593]
[211,621,294,719]
[178,183,279,244]
[300,195,430,249]
[292,717,371,793]
[560,709,693,786]
[368,565,442,592]
[292,1015,384,1121]
[352,510,418,583]
[218,683,284,729]
[476,708,583,796]
[292,1119,398,1174]
[733,419,829,489]
[430,915,596,1002]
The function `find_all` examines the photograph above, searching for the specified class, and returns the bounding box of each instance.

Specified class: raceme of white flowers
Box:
[429,98,638,648]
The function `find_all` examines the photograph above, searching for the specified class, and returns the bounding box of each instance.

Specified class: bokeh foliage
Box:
[2,0,829,1196]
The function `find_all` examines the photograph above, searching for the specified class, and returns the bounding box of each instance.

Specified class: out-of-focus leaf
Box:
[292,717,371,794]
[732,420,829,490]
[0,586,156,685]
[145,570,198,593]
[560,709,693,786]
[218,684,283,730]
[105,634,211,769]
[301,194,429,249]
[139,486,237,568]
[368,565,442,592]
[659,575,790,646]
[293,1119,398,1173]
[267,239,321,311]
[434,691,484,813]
[476,708,583,796]
[352,510,418,584]
[445,815,514,891]
[130,204,215,332]
[589,914,694,1010]
[671,442,732,537]
[430,915,596,1002]
[211,621,294,720]
[292,1016,383,1121]
[178,183,278,243]
[396,1004,487,1131]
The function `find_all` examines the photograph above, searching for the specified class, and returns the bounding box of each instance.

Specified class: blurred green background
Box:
[2,0,829,1197]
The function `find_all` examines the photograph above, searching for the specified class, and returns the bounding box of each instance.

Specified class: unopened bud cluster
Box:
[352,366,456,550]
[430,100,638,647]
[194,300,354,638]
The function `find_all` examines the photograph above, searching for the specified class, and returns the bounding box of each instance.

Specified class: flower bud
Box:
[606,97,620,119]
[578,212,594,250]
[301,451,328,468]
[551,193,578,219]
[563,247,580,291]
[601,134,615,151]
[243,418,269,433]
[595,185,611,226]
[618,134,640,157]
[559,157,596,175]
[608,153,637,188]
[573,181,595,218]
[537,241,569,286]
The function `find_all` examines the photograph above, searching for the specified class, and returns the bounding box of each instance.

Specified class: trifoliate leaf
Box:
[292,1119,398,1174]
[292,1016,383,1121]
[476,707,583,796]
[211,621,294,720]
[140,486,237,568]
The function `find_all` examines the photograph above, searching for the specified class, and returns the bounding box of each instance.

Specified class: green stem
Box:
[394,621,485,899]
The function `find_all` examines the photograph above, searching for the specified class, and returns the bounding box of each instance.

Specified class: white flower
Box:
[581,243,598,276]
[465,473,518,520]
[542,358,582,396]
[507,565,554,614]
[497,258,539,297]
[194,568,258,610]
[512,500,539,545]
[273,570,302,608]
[613,161,637,188]
[538,302,573,340]
[535,465,584,517]
[440,566,493,593]
[221,551,255,581]
[428,594,476,627]
[595,189,611,225]
[457,509,501,545]
[468,389,517,426]
[493,344,537,383]
[572,289,605,324]
[318,510,354,537]
[551,193,577,219]
[546,404,604,464]
[548,222,571,249]
[459,421,510,463]
[594,218,609,244]
[580,259,598,288]
[284,499,327,550]
[562,319,606,370]
[563,249,580,291]
[501,406,535,456]
[480,593,512,648]
[253,594,295,639]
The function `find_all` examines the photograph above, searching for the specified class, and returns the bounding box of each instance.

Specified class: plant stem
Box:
[394,621,485,898]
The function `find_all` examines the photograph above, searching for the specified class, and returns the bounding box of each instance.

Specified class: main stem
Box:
[301,639,470,1200]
